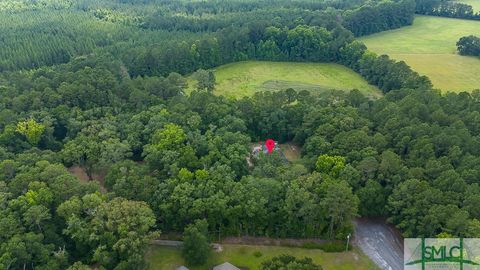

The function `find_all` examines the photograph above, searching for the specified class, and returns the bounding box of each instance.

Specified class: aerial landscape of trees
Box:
[0,0,480,269]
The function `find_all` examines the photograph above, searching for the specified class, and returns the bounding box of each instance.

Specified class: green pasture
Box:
[188,61,381,98]
[360,15,480,92]
[145,244,379,270]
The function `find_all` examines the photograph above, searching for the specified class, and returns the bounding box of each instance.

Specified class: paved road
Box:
[354,218,404,270]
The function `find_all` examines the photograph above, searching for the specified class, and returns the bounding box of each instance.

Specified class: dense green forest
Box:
[0,0,479,269]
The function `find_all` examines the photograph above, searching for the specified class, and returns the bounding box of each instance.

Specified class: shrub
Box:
[253,251,263,257]
[301,241,350,252]
[261,255,322,270]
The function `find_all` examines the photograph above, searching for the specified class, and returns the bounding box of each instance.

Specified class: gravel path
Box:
[151,240,183,247]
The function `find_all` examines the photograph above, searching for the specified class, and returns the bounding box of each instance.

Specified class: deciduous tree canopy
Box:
[0,0,478,269]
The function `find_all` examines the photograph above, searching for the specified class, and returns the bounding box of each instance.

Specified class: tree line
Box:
[415,0,480,20]
[0,0,419,73]
[343,0,416,36]
[127,24,431,93]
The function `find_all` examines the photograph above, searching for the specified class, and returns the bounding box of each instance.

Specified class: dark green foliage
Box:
[0,0,419,89]
[254,251,263,257]
[261,255,322,270]
[357,180,387,216]
[1,1,478,269]
[337,42,432,93]
[415,0,480,20]
[182,219,210,266]
[344,0,416,36]
[354,54,432,93]
[457,35,480,56]
[301,241,350,252]
[194,69,216,92]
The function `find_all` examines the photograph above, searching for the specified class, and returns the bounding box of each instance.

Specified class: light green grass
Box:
[360,15,480,92]
[145,244,379,270]
[188,61,381,98]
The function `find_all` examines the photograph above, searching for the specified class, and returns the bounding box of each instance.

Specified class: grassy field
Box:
[359,15,480,92]
[188,61,381,98]
[145,244,379,270]
[278,143,301,161]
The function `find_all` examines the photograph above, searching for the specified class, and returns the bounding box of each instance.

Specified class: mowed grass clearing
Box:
[188,61,381,98]
[278,143,301,161]
[359,16,480,92]
[145,244,379,270]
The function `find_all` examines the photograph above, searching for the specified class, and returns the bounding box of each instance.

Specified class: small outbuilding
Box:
[213,262,241,270]
[176,266,189,270]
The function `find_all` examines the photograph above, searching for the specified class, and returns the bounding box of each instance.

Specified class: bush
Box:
[457,35,480,56]
[301,241,350,252]
[261,255,322,270]
[253,251,263,257]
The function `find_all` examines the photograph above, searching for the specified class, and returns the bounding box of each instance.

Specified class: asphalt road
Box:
[354,218,404,270]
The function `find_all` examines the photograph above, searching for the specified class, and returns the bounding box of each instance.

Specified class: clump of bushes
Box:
[253,251,263,257]
[301,241,350,252]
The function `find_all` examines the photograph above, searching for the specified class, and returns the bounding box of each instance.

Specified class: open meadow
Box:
[360,16,480,92]
[188,61,381,98]
[145,245,379,270]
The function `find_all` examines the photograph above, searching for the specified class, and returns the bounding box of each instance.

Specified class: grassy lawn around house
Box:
[145,244,379,270]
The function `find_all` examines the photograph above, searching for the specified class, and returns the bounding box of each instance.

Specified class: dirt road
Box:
[354,218,404,270]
